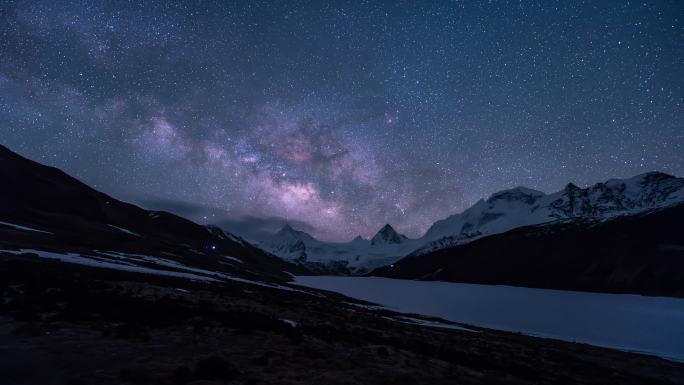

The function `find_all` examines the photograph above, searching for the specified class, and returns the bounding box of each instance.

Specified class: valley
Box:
[1,144,683,384]
[3,2,682,383]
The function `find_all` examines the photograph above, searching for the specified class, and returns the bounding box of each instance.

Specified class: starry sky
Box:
[1,1,683,241]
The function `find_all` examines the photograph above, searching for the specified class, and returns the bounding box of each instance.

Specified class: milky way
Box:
[1,1,682,241]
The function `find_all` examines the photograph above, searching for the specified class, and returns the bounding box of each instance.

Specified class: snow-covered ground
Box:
[0,220,53,234]
[294,276,684,362]
[0,249,305,294]
[1,249,223,282]
[107,224,141,237]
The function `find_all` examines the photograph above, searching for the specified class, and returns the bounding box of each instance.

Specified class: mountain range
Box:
[2,140,682,295]
[416,171,684,253]
[258,223,419,274]
[369,173,684,296]
[258,171,684,287]
[2,143,683,383]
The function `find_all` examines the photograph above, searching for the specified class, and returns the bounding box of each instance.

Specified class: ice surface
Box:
[295,276,684,362]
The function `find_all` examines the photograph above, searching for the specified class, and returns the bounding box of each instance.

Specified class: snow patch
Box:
[388,316,474,332]
[0,248,313,294]
[0,220,53,235]
[1,249,220,282]
[107,225,141,237]
[280,319,298,328]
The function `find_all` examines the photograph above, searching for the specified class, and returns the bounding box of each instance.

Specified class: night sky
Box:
[1,1,682,241]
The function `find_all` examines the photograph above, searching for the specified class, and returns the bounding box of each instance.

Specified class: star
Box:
[0,0,680,241]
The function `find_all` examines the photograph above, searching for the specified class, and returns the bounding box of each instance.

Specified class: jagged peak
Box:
[580,172,678,191]
[371,224,407,245]
[379,223,395,232]
[276,223,308,236]
[271,224,318,244]
[274,224,302,238]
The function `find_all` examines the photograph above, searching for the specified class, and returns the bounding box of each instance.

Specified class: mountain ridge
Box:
[0,144,303,283]
[372,201,684,297]
[255,171,684,277]
[258,223,417,274]
[415,171,684,255]
[371,224,408,245]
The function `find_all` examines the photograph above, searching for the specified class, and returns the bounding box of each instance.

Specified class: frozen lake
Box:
[294,276,684,361]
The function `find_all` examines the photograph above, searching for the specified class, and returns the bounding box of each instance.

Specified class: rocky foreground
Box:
[1,254,683,385]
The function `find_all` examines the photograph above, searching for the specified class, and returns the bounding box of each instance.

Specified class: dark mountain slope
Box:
[373,205,684,297]
[0,144,303,282]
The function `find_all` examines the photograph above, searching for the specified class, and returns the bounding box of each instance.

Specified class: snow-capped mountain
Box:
[373,199,684,296]
[257,171,684,273]
[416,171,684,254]
[259,224,419,274]
[371,224,408,245]
[258,224,312,261]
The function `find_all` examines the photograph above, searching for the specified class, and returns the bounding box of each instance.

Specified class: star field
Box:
[1,1,682,241]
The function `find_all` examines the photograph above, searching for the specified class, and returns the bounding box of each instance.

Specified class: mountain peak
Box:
[636,171,677,184]
[487,186,545,204]
[380,223,394,232]
[643,170,674,178]
[371,224,407,245]
[273,224,300,239]
[272,224,317,244]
